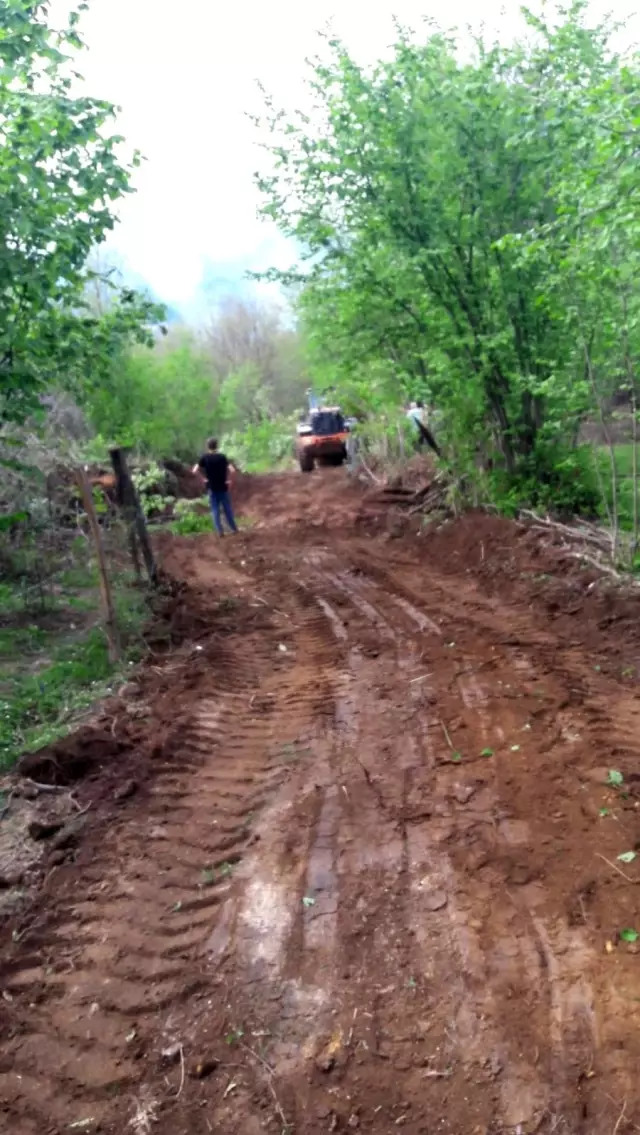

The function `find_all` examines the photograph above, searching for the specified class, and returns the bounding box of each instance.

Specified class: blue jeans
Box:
[208,490,238,535]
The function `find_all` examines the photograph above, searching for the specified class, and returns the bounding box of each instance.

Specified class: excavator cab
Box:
[295,406,349,472]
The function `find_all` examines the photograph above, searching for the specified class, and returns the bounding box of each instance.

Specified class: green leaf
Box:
[617,851,637,864]
[0,511,28,531]
[608,770,624,787]
[480,748,494,757]
[302,895,315,907]
[620,928,639,943]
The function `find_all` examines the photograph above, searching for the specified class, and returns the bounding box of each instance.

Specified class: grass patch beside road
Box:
[0,565,149,771]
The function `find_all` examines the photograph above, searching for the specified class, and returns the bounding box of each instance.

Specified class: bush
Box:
[490,444,601,519]
[131,461,176,518]
[170,499,211,536]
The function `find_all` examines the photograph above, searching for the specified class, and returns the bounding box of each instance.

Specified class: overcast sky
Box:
[67,0,639,318]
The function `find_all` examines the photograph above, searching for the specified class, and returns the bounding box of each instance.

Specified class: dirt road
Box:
[2,470,640,1135]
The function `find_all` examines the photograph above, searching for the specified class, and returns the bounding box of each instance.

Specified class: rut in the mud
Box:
[1,471,640,1135]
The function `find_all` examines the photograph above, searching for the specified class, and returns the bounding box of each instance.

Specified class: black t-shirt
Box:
[199,452,229,493]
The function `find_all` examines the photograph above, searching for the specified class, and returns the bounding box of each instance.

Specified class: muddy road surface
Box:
[2,470,640,1135]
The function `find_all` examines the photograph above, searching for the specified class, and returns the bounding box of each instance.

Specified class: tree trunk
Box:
[110,448,158,586]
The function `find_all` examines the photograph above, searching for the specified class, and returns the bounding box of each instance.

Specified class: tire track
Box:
[319,567,554,1130]
[4,507,640,1135]
[205,548,610,1134]
[322,548,638,1132]
[0,588,345,1134]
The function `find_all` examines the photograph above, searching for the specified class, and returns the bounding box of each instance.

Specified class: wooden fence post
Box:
[75,467,121,663]
[109,448,158,586]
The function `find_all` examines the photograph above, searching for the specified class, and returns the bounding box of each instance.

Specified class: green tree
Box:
[257,3,640,511]
[83,331,215,460]
[0,0,158,422]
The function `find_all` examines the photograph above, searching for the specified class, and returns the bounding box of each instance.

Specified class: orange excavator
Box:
[295,405,350,473]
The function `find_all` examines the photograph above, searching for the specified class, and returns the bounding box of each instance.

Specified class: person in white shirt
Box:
[405,400,441,456]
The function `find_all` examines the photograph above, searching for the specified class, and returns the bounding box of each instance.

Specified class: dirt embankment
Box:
[1,469,640,1135]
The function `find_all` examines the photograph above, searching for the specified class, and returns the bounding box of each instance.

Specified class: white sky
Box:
[65,0,640,315]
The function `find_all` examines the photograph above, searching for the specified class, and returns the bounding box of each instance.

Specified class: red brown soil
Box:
[2,469,640,1135]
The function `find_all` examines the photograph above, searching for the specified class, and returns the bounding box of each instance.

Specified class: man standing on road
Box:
[192,438,238,536]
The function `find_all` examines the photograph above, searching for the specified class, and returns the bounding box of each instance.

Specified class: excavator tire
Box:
[299,451,314,473]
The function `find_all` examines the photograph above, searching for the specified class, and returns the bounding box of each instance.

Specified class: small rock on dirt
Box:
[507,861,537,886]
[119,682,141,700]
[316,1054,335,1074]
[0,871,23,889]
[190,1057,219,1079]
[28,817,65,841]
[393,1056,412,1072]
[424,890,448,912]
[114,779,138,804]
[49,816,87,852]
[580,798,601,820]
[483,1054,503,1078]
[160,1043,182,1065]
[17,783,39,801]
[453,783,476,805]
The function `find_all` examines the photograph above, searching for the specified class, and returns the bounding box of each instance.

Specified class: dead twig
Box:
[175,1044,185,1099]
[359,454,383,485]
[522,509,640,583]
[241,1042,290,1132]
[613,1098,627,1135]
[439,720,455,752]
[241,1041,276,1076]
[561,549,625,581]
[22,778,66,793]
[595,852,637,884]
[522,511,612,549]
